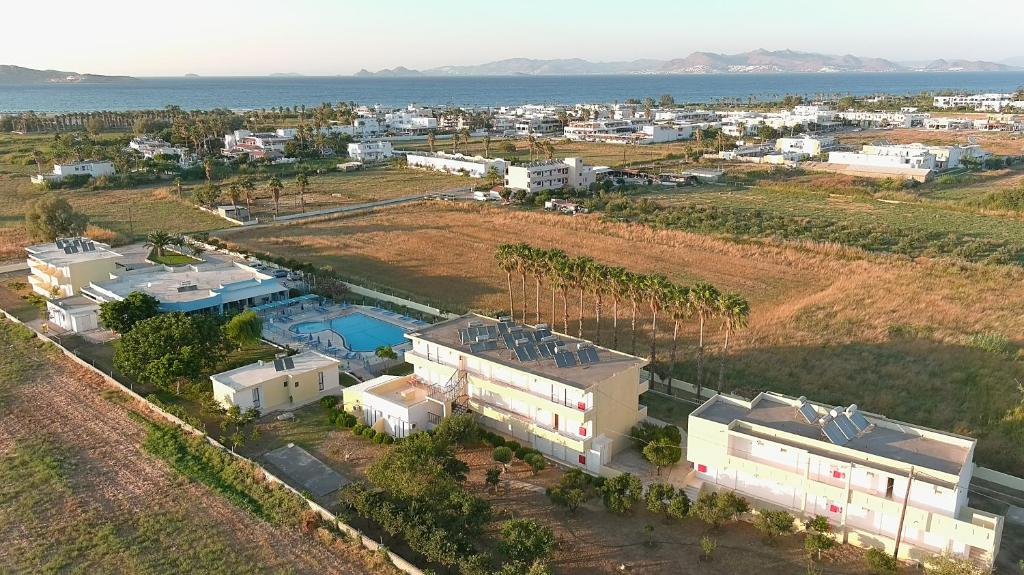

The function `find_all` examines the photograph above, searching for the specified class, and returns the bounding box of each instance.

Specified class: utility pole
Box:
[892,466,915,560]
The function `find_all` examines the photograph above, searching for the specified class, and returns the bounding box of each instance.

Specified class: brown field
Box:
[0,319,393,575]
[837,128,1024,156]
[219,201,1024,475]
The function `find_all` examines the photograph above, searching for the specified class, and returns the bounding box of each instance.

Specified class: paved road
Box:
[215,186,472,236]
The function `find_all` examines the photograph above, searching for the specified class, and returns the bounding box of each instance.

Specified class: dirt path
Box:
[0,354,381,575]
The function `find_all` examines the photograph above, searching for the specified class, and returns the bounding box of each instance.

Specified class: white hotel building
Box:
[405,152,507,179]
[688,392,1003,564]
[347,141,394,162]
[504,158,594,193]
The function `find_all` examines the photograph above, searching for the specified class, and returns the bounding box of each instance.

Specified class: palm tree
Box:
[544,142,555,160]
[240,176,256,214]
[545,249,567,328]
[717,293,750,392]
[427,130,436,153]
[459,128,471,154]
[513,242,531,324]
[689,282,721,401]
[268,175,283,217]
[295,173,309,212]
[482,135,492,158]
[529,248,550,325]
[495,244,517,318]
[227,183,241,208]
[625,271,645,355]
[587,263,609,344]
[570,256,593,339]
[203,157,215,182]
[644,274,671,368]
[607,266,629,349]
[527,135,538,161]
[173,177,183,199]
[552,256,573,334]
[145,231,173,258]
[667,285,692,396]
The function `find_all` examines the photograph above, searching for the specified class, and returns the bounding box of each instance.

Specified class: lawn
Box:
[217,201,1024,475]
[147,248,200,266]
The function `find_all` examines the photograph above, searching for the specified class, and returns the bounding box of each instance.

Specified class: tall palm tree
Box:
[644,274,671,368]
[527,135,538,161]
[689,282,721,401]
[173,177,183,199]
[545,249,567,328]
[625,271,645,355]
[226,183,242,208]
[145,231,173,258]
[587,263,609,344]
[607,266,629,350]
[268,175,283,217]
[553,256,573,335]
[295,173,309,212]
[240,177,256,214]
[667,285,692,396]
[203,157,215,182]
[717,293,750,392]
[482,134,492,158]
[527,247,548,326]
[570,256,594,339]
[495,244,517,318]
[513,242,531,324]
[427,131,436,153]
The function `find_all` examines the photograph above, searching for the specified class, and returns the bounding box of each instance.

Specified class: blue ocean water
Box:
[2,72,1024,112]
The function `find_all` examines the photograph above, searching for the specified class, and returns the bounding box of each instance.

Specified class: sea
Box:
[2,72,1024,113]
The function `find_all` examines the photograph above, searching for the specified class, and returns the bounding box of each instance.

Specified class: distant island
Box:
[184,73,200,78]
[269,72,304,77]
[0,64,134,84]
[353,49,1021,76]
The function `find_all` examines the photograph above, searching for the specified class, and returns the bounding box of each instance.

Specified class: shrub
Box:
[360,427,376,439]
[690,491,748,528]
[699,535,716,561]
[382,435,395,445]
[645,483,675,515]
[864,548,900,575]
[753,509,795,542]
[433,413,480,446]
[666,493,690,520]
[352,423,367,435]
[492,446,513,467]
[546,469,597,513]
[319,396,340,409]
[485,467,502,491]
[489,434,506,447]
[524,453,546,475]
[504,440,522,453]
[500,519,555,566]
[601,473,643,514]
[372,433,387,444]
[924,553,992,575]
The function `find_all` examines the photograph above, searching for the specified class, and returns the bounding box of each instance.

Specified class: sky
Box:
[5,0,1023,76]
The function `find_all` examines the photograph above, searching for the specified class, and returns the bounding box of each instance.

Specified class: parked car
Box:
[271,269,289,278]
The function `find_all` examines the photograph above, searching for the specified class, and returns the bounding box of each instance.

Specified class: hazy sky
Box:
[5,0,1022,76]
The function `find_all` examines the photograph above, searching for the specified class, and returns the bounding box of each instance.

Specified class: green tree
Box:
[485,467,501,492]
[267,175,283,216]
[98,291,160,333]
[864,548,900,575]
[145,231,174,258]
[492,446,513,470]
[688,282,721,399]
[601,472,643,514]
[524,453,546,475]
[667,493,690,520]
[374,345,398,360]
[25,197,89,241]
[643,436,682,476]
[114,313,229,394]
[700,535,716,561]
[753,510,795,543]
[645,483,675,515]
[295,173,309,212]
[545,469,596,513]
[485,167,503,190]
[500,519,555,567]
[924,553,992,575]
[716,292,750,392]
[224,310,263,347]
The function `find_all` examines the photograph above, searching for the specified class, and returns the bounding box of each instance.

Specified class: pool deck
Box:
[260,303,427,373]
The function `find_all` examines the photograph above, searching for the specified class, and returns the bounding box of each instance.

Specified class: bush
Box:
[361,427,377,440]
[488,433,506,447]
[352,423,367,435]
[433,413,480,446]
[493,446,514,467]
[924,553,992,575]
[546,469,597,512]
[372,433,387,444]
[335,411,357,428]
[645,483,676,515]
[601,473,643,514]
[524,453,545,475]
[500,519,555,566]
[504,440,522,453]
[753,509,795,542]
[319,396,340,409]
[382,435,395,445]
[666,493,690,520]
[864,548,900,575]
[690,491,749,528]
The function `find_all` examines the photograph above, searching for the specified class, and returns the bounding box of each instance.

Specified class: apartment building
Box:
[384,110,438,133]
[827,144,937,181]
[563,119,640,141]
[384,314,649,473]
[211,351,341,412]
[515,116,564,136]
[347,140,394,162]
[505,157,594,193]
[25,237,122,298]
[859,143,990,171]
[836,110,930,128]
[405,151,507,178]
[31,159,116,184]
[933,93,1023,112]
[688,392,1003,564]
[775,134,837,158]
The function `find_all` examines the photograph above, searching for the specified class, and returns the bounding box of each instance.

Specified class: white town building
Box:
[775,134,837,158]
[406,152,507,179]
[347,141,394,162]
[688,392,1003,564]
[31,160,116,184]
[212,351,341,413]
[505,157,594,193]
[25,238,122,298]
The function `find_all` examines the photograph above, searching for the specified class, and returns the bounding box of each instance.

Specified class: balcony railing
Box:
[469,395,586,444]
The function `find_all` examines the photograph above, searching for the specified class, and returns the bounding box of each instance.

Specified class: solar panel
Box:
[459,329,471,344]
[483,339,499,351]
[523,343,539,361]
[553,352,569,368]
[497,323,510,334]
[822,420,849,445]
[501,333,516,349]
[834,414,858,439]
[848,409,871,433]
[282,357,295,370]
[513,345,531,361]
[273,358,284,371]
[578,347,599,364]
[534,329,552,340]
[554,351,577,368]
[83,242,95,252]
[538,344,553,358]
[470,342,486,353]
[798,403,819,424]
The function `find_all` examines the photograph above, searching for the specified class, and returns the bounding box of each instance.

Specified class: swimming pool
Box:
[292,312,408,352]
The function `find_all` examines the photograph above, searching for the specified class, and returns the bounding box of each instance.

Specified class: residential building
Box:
[933,93,1024,112]
[563,120,639,141]
[347,141,394,162]
[515,116,564,136]
[46,295,101,332]
[406,151,507,178]
[82,260,288,315]
[836,110,930,128]
[775,134,837,158]
[352,117,382,138]
[505,157,594,193]
[384,110,438,133]
[128,137,194,166]
[923,117,975,130]
[856,143,990,171]
[827,144,937,180]
[688,392,1003,564]
[390,314,649,472]
[211,351,341,412]
[31,160,116,184]
[343,374,443,438]
[25,237,122,298]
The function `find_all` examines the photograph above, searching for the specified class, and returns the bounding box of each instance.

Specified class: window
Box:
[886,477,895,499]
[251,388,261,408]
[318,372,325,391]
[283,381,288,388]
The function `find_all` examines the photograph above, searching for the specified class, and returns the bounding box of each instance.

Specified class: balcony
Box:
[469,396,588,451]
[468,373,592,416]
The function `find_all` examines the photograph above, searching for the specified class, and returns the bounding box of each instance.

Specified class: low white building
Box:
[406,151,507,179]
[128,137,193,165]
[384,110,438,133]
[515,116,563,136]
[689,392,1004,564]
[342,374,442,438]
[46,295,101,333]
[347,141,394,162]
[31,160,116,184]
[933,93,1023,112]
[836,111,930,128]
[212,351,341,413]
[775,134,837,158]
[505,157,594,193]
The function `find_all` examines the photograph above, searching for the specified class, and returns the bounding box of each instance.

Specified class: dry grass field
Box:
[837,128,1024,157]
[0,319,394,575]
[219,201,1024,475]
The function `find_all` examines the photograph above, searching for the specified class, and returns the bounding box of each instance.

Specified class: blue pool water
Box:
[292,312,407,352]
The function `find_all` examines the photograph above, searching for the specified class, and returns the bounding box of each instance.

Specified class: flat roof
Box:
[357,374,428,408]
[211,350,339,391]
[93,262,281,304]
[407,314,647,390]
[694,393,972,476]
[26,238,122,266]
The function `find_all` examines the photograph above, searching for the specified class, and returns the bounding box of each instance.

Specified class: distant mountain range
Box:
[354,50,1021,76]
[0,65,134,84]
